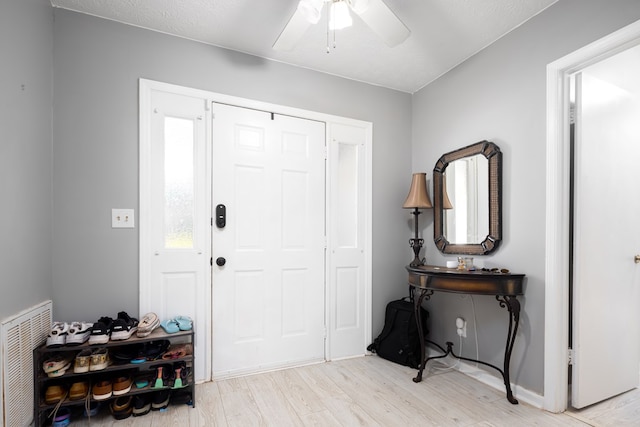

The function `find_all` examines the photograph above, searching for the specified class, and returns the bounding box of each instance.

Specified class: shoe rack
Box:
[33,328,195,426]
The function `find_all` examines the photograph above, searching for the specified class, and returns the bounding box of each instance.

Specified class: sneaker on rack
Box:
[43,354,73,375]
[88,316,113,345]
[73,349,92,373]
[46,322,69,347]
[111,311,139,340]
[136,312,160,338]
[89,348,110,371]
[92,380,113,401]
[66,321,92,345]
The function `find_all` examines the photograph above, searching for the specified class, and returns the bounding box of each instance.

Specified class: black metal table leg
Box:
[497,295,521,404]
[412,288,433,383]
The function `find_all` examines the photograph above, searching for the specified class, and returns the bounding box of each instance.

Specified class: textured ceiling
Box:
[50,0,557,93]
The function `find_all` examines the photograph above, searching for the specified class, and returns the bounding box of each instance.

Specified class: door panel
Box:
[572,69,640,408]
[212,103,326,377]
[143,90,209,382]
[327,123,368,358]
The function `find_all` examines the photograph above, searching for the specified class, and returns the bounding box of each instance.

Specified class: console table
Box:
[406,265,525,404]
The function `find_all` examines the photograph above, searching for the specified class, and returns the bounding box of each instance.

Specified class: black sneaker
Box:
[151,390,170,411]
[89,316,113,345]
[132,394,151,417]
[111,311,139,341]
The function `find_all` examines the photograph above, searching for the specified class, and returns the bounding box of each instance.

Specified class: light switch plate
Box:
[112,209,135,228]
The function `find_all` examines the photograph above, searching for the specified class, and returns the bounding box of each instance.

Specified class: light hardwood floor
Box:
[67,355,635,426]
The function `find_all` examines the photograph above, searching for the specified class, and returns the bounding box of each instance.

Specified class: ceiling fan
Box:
[273,0,410,51]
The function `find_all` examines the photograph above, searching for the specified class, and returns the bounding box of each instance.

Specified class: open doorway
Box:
[544,19,640,413]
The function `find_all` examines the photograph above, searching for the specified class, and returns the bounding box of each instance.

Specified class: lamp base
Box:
[409,238,424,267]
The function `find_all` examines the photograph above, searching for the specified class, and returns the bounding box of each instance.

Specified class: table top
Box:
[406,265,524,296]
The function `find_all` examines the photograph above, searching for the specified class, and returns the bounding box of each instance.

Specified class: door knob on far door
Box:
[635,255,640,264]
[216,257,226,267]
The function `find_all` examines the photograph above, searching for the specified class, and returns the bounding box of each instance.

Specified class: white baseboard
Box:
[426,348,544,409]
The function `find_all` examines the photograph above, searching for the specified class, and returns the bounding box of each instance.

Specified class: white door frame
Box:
[140,79,373,382]
[544,19,640,412]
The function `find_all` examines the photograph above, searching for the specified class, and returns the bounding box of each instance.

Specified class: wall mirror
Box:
[433,140,502,255]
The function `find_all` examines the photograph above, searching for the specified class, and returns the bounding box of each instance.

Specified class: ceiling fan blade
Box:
[273,7,312,51]
[353,0,410,47]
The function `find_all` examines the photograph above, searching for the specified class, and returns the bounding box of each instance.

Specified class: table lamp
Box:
[403,173,432,267]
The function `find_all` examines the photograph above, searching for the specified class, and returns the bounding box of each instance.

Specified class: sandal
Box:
[174,316,193,331]
[160,319,179,334]
[161,343,192,360]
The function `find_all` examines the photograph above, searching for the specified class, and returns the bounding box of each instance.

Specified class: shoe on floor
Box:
[89,316,113,345]
[52,407,71,427]
[66,321,92,345]
[132,394,151,417]
[83,401,101,418]
[46,322,69,347]
[111,396,133,420]
[111,311,139,340]
[151,390,171,410]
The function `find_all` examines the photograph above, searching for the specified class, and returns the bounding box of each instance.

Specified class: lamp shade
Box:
[403,173,432,209]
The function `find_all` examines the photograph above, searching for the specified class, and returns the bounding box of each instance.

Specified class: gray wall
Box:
[0,0,53,320]
[412,0,640,395]
[51,10,412,333]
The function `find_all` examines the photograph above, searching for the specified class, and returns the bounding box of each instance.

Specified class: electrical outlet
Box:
[456,317,467,338]
[112,209,135,228]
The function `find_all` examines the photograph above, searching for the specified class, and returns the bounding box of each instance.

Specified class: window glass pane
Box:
[164,117,194,248]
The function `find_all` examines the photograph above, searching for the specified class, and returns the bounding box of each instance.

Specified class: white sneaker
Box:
[46,322,69,347]
[66,322,93,345]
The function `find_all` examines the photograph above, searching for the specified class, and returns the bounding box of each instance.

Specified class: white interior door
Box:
[571,67,640,408]
[212,103,326,377]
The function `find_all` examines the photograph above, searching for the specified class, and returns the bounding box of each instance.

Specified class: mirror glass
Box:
[433,141,502,255]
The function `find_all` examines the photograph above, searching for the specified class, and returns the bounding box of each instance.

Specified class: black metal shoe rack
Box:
[33,328,195,426]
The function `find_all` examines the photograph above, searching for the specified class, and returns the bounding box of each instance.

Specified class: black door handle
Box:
[216,257,226,266]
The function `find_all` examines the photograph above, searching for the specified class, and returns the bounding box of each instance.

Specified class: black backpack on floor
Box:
[367,297,428,369]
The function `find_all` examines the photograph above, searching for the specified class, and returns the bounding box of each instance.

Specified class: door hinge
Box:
[568,348,574,365]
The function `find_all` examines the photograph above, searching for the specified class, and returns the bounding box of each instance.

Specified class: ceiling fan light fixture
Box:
[347,0,370,14]
[297,0,324,24]
[329,1,352,30]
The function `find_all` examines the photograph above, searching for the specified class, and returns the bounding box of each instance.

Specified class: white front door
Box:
[571,64,640,408]
[212,103,326,377]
